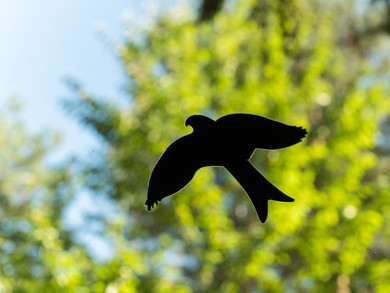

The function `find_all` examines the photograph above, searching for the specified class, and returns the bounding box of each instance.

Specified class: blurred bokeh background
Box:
[1,0,390,292]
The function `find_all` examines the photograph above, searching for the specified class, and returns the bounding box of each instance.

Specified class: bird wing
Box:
[146,134,201,210]
[216,113,307,150]
[225,160,294,223]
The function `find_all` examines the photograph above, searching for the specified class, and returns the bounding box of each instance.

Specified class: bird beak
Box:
[185,117,192,127]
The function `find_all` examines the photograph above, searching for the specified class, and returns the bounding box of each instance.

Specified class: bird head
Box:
[185,115,215,132]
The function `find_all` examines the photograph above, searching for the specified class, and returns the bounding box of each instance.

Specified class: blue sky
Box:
[0,0,143,261]
[0,0,191,260]
[0,0,144,164]
[0,0,191,162]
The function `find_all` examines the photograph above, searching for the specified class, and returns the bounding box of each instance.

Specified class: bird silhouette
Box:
[146,113,307,223]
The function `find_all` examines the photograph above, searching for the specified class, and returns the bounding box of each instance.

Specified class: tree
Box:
[0,100,109,292]
[64,0,390,292]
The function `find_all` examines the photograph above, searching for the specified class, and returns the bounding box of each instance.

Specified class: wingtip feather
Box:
[145,199,160,211]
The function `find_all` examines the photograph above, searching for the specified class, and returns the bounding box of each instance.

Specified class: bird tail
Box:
[225,161,294,223]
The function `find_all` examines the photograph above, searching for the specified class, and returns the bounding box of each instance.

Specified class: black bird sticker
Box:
[146,113,307,223]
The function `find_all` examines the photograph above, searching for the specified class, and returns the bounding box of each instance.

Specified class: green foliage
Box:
[2,0,390,292]
[64,1,390,291]
[0,104,102,292]
[63,0,390,292]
